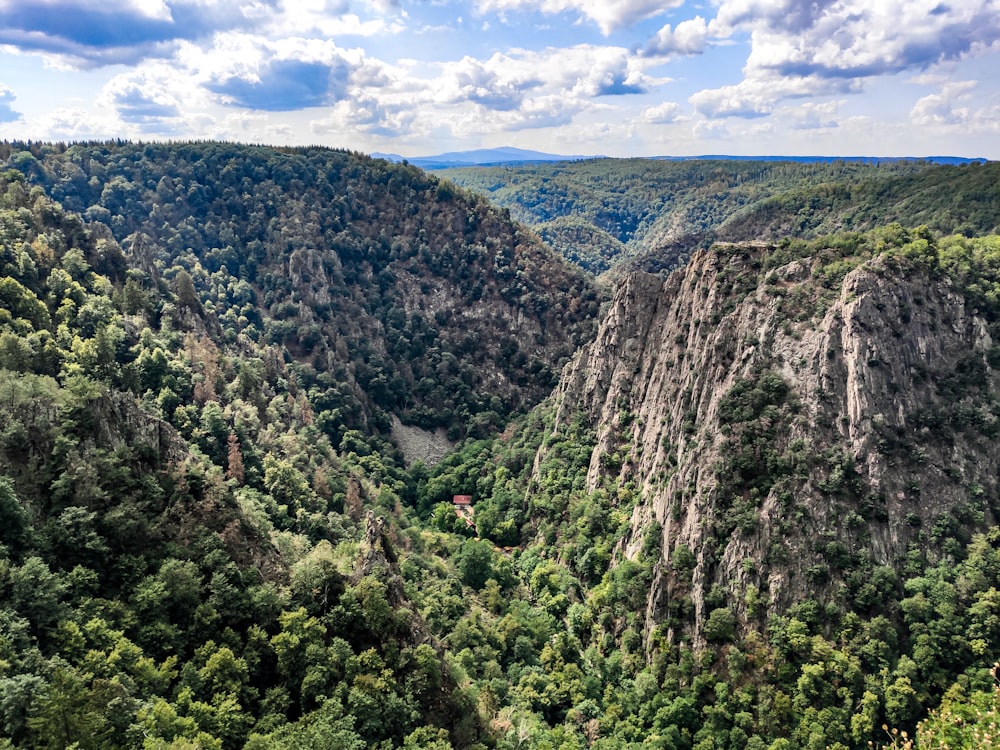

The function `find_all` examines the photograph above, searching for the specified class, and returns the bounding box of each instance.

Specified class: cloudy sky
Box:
[1,0,998,158]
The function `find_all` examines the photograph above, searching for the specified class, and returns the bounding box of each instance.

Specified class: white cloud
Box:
[100,62,193,126]
[302,43,658,141]
[783,98,845,129]
[493,45,655,97]
[714,0,1000,78]
[270,0,402,37]
[643,100,682,123]
[311,93,418,138]
[0,0,263,67]
[33,106,124,139]
[910,80,981,127]
[690,74,860,119]
[475,0,682,34]
[644,16,708,56]
[436,54,532,110]
[687,0,1000,131]
[175,33,378,110]
[207,111,295,142]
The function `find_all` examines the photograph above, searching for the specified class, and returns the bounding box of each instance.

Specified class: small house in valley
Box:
[452,494,475,528]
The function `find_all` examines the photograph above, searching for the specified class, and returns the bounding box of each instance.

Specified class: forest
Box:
[441,159,1000,277]
[1,141,1000,749]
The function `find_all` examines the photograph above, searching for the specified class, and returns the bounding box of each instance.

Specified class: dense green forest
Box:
[2,142,1000,748]
[0,141,600,441]
[441,159,1000,277]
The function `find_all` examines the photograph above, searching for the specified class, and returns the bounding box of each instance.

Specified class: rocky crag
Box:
[539,233,1000,641]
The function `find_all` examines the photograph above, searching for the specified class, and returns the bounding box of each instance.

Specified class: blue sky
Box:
[0,0,998,158]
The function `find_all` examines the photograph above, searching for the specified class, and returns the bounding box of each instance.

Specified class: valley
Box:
[1,141,1000,749]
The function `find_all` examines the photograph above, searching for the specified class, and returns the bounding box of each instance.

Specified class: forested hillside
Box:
[420,226,1000,749]
[2,141,600,441]
[0,141,600,749]
[442,159,1000,277]
[3,140,1000,749]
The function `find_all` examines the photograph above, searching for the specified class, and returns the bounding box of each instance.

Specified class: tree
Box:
[0,477,29,553]
[225,432,245,484]
[455,539,495,590]
[26,665,111,750]
[704,608,737,643]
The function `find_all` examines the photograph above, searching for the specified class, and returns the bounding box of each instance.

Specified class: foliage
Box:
[3,141,1000,750]
[4,140,601,441]
[441,158,1000,277]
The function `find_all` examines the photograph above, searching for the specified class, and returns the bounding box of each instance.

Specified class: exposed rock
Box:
[391,415,454,466]
[540,243,1000,642]
[357,511,435,646]
[91,391,188,466]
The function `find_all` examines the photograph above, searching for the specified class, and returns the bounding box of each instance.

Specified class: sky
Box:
[0,0,998,159]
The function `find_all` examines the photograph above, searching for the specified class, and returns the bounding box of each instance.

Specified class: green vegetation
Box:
[1,141,601,442]
[442,158,1000,277]
[2,139,1000,749]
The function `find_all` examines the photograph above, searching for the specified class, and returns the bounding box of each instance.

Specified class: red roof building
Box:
[452,495,475,529]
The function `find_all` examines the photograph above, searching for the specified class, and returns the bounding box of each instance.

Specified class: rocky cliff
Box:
[541,235,1000,641]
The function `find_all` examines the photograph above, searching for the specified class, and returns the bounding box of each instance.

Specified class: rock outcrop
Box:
[540,242,1000,641]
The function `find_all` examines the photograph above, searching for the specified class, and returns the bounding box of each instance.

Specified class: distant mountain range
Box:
[372,147,988,170]
[370,146,599,169]
[651,154,989,165]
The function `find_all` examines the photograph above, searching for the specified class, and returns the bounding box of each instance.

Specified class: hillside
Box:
[4,139,1000,749]
[421,226,1000,748]
[0,141,602,749]
[441,159,1000,277]
[3,141,601,443]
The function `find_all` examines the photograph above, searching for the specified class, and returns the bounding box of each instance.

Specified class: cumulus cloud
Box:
[643,101,683,123]
[644,16,709,57]
[427,44,654,120]
[476,0,682,34]
[690,75,860,118]
[714,0,1000,79]
[438,55,532,111]
[0,0,276,66]
[517,45,652,97]
[208,58,350,109]
[910,80,977,126]
[683,0,1000,130]
[303,43,654,141]
[271,0,401,37]
[182,34,375,111]
[33,106,124,139]
[101,64,187,126]
[203,111,295,142]
[312,93,418,138]
[0,83,22,123]
[785,99,845,129]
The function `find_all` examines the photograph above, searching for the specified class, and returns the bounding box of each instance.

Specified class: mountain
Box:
[440,158,1000,276]
[0,140,602,749]
[5,138,1000,749]
[5,141,601,445]
[421,225,1000,748]
[651,155,987,165]
[374,146,598,169]
[549,230,1000,636]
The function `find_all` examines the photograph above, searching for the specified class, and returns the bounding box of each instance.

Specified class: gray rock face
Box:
[540,244,1000,640]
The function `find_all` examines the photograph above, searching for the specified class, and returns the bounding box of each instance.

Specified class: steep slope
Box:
[441,159,935,274]
[4,141,601,442]
[442,158,1000,278]
[541,228,1000,639]
[0,168,493,749]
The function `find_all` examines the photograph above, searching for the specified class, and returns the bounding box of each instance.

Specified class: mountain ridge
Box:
[375,147,987,171]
